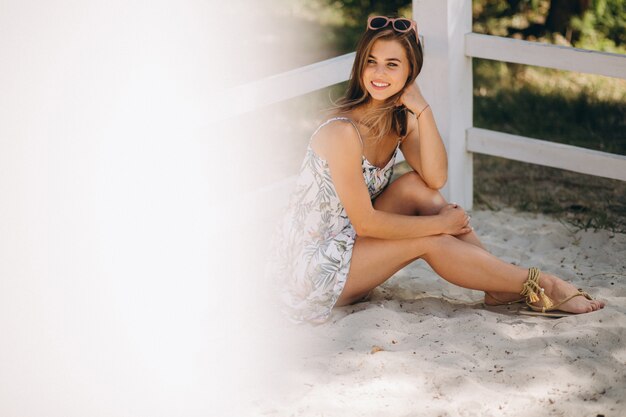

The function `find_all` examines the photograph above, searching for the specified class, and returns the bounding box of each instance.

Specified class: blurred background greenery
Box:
[247,0,626,232]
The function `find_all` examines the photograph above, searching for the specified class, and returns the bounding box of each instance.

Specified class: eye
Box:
[387,63,398,67]
[367,59,376,64]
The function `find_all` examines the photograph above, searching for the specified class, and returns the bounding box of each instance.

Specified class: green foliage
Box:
[320,0,411,26]
[311,0,412,52]
[474,0,626,52]
[473,0,546,21]
[591,0,626,45]
[571,0,626,51]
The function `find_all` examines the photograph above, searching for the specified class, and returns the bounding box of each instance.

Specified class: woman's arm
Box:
[311,121,469,240]
[398,83,448,190]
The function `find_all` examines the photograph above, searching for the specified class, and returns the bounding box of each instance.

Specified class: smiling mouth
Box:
[371,81,390,90]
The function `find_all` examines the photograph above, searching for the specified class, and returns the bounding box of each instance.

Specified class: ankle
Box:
[520,268,556,307]
[538,272,556,295]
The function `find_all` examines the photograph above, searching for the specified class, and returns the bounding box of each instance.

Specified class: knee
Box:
[395,171,427,197]
[396,171,447,214]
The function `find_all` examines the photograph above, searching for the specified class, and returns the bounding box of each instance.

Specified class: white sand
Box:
[245,208,626,417]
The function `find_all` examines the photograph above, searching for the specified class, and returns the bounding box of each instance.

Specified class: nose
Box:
[374,64,386,76]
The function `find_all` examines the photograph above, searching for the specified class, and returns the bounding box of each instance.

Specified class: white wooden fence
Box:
[221,0,626,210]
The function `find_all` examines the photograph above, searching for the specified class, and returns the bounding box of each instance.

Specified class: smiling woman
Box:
[267,15,604,325]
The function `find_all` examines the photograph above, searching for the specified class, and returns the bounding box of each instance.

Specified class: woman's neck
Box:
[362,98,386,112]
[349,99,387,123]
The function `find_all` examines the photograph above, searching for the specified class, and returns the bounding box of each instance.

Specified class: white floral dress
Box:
[269,117,401,324]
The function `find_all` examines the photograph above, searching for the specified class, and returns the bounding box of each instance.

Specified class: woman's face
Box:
[362,39,410,102]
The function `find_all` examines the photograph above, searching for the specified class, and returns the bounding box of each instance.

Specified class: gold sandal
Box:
[518,267,595,318]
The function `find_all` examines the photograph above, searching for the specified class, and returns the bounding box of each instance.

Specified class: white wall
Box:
[0,1,275,416]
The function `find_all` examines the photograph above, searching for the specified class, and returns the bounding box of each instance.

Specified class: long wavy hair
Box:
[329,20,424,143]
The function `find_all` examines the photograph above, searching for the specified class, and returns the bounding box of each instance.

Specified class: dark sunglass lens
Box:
[370,17,388,29]
[394,19,411,31]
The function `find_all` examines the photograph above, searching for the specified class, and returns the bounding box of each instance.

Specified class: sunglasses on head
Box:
[367,16,418,37]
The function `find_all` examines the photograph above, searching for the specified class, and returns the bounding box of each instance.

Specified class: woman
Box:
[270,16,604,324]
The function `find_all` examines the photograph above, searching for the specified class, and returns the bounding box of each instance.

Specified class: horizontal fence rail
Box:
[219,26,626,206]
[465,33,626,80]
[467,127,626,182]
[209,53,355,123]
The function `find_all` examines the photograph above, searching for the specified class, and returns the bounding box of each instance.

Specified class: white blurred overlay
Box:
[0,1,280,415]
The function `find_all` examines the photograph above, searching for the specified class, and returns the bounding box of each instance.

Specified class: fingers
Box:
[441,204,474,235]
[451,226,473,236]
[457,215,473,235]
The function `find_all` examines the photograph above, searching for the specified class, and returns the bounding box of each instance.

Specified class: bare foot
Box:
[484,291,524,306]
[534,273,605,314]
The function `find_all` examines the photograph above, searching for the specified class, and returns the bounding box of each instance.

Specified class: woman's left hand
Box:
[396,81,428,114]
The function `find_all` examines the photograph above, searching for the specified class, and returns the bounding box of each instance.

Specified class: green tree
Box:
[324,0,411,27]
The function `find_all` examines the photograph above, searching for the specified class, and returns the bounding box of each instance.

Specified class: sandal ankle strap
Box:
[520,267,554,311]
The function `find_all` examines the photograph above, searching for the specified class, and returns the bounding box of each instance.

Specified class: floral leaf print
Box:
[269,117,397,324]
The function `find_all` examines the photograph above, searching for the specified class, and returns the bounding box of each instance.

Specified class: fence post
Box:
[412,0,473,209]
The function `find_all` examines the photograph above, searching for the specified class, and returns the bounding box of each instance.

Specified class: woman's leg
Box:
[372,171,520,303]
[336,171,604,313]
[338,234,520,305]
[336,234,604,314]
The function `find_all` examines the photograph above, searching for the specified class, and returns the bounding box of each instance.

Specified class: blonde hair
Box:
[327,23,424,143]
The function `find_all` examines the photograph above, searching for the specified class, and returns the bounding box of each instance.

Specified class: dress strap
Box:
[311,117,364,148]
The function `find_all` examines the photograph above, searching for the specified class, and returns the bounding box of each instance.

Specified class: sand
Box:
[243,208,626,417]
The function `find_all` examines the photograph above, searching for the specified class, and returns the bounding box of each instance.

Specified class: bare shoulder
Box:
[310,119,362,162]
